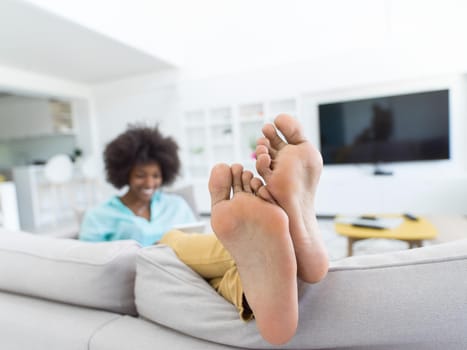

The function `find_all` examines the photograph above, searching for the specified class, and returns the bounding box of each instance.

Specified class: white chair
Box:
[42,154,74,226]
[43,154,74,185]
[167,184,200,219]
[73,154,105,228]
[80,154,99,181]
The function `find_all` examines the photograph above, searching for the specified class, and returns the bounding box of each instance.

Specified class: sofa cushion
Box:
[135,241,467,349]
[135,244,280,348]
[0,291,120,350]
[0,231,140,315]
[89,315,237,350]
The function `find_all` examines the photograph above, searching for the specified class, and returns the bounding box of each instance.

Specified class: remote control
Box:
[359,215,377,220]
[352,223,385,230]
[403,213,418,221]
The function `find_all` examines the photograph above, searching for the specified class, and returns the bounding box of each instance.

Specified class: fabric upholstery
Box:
[0,231,140,314]
[135,241,467,349]
[89,315,237,350]
[1,228,467,349]
[0,291,120,350]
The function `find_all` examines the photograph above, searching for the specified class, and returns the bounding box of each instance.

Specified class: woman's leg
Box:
[160,230,233,278]
[160,230,251,319]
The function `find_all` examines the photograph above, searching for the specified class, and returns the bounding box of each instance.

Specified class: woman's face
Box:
[127,162,163,202]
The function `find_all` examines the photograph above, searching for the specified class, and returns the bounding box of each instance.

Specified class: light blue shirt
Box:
[79,191,196,246]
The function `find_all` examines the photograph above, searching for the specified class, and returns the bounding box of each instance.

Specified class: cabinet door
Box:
[237,103,265,172]
[0,97,74,140]
[0,182,20,230]
[183,110,209,180]
[209,107,235,165]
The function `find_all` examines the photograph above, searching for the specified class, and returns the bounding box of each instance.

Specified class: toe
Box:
[250,177,263,194]
[274,114,306,145]
[255,144,268,157]
[256,153,273,181]
[208,163,232,207]
[231,164,244,194]
[256,136,270,147]
[256,137,277,158]
[257,185,277,204]
[242,171,254,193]
[262,123,287,150]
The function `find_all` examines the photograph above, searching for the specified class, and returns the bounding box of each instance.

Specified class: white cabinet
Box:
[0,182,20,230]
[316,173,467,216]
[181,98,298,212]
[0,96,73,140]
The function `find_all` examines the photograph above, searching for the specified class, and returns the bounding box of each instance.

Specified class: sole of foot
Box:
[209,163,298,345]
[256,114,329,283]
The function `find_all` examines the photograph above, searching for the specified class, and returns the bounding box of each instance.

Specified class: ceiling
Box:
[21,0,467,80]
[0,0,174,83]
[1,0,467,85]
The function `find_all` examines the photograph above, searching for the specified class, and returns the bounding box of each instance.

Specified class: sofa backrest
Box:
[135,239,467,349]
[0,230,140,315]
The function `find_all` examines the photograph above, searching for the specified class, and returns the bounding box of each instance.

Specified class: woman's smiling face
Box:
[127,162,163,202]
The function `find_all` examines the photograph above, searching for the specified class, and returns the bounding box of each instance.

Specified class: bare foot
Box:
[255,114,329,283]
[209,163,298,345]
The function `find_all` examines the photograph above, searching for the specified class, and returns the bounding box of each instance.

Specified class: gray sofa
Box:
[0,229,466,350]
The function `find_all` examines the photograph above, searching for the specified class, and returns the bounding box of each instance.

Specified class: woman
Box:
[79,124,254,322]
[79,124,196,246]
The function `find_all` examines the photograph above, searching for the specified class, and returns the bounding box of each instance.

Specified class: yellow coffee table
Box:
[334,214,438,256]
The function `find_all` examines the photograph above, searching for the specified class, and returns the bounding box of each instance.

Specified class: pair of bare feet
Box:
[208,114,329,345]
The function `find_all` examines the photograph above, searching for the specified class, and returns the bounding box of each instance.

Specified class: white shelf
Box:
[209,120,232,127]
[185,123,206,128]
[238,117,265,124]
[187,163,208,168]
[211,141,234,147]
[181,97,298,184]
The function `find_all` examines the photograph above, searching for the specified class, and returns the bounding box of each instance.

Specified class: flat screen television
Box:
[318,89,450,165]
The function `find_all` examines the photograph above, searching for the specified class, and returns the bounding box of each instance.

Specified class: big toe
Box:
[274,114,306,145]
[208,163,232,207]
[262,123,286,151]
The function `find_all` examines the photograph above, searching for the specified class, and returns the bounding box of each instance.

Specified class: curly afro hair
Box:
[104,124,180,189]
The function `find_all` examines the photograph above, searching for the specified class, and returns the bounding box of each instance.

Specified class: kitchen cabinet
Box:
[0,96,73,140]
[0,181,20,230]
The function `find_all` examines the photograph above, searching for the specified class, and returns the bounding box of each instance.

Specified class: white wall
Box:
[90,53,467,214]
[90,70,182,197]
[0,64,90,99]
[92,70,181,151]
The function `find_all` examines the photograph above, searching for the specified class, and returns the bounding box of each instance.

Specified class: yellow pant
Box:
[160,230,253,320]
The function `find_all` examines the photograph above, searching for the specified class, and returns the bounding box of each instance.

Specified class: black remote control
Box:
[403,213,418,221]
[359,215,377,220]
[352,223,385,230]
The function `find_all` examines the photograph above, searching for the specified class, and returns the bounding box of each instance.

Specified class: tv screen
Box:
[318,89,450,164]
